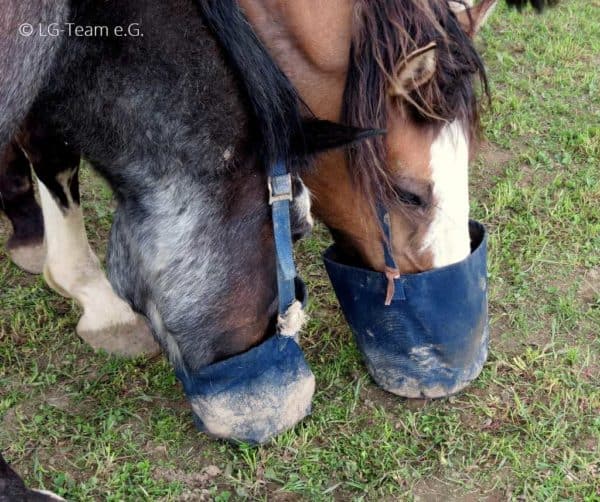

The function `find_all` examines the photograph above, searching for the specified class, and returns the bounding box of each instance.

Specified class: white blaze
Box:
[422,120,471,267]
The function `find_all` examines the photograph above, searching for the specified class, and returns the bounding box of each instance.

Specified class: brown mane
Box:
[342,0,489,208]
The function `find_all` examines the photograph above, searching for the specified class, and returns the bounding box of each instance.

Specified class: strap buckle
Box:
[268,174,293,205]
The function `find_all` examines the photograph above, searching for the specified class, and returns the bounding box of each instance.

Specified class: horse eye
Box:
[393,187,428,208]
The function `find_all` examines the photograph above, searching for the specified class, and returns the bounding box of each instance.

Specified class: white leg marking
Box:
[421,121,471,267]
[33,489,67,501]
[37,173,159,356]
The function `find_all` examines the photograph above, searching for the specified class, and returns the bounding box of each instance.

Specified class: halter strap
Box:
[268,163,398,310]
[269,161,298,315]
[377,204,401,306]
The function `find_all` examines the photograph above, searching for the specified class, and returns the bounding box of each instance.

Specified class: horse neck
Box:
[240,0,382,263]
[239,0,354,120]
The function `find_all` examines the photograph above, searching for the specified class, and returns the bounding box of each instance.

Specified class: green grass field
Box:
[1,2,598,500]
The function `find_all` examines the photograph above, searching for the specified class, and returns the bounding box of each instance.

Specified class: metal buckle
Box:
[268,174,293,205]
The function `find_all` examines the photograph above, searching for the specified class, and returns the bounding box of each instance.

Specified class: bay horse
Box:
[239,0,494,277]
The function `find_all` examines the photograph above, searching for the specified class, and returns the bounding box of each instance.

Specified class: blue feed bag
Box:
[175,279,315,444]
[324,221,489,398]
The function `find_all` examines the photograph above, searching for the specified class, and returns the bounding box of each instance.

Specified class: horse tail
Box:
[0,2,68,150]
[196,0,378,167]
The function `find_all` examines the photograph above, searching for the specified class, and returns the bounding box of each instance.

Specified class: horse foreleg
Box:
[0,140,45,273]
[21,125,160,358]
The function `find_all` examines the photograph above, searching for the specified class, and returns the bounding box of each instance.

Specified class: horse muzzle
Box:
[175,279,315,444]
[324,220,489,399]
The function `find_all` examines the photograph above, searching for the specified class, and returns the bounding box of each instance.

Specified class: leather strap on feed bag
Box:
[377,205,401,306]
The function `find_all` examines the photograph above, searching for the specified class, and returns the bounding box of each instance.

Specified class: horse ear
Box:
[388,42,437,97]
[452,0,499,38]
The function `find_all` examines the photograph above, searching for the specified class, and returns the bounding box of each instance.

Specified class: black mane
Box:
[195,0,377,171]
[195,0,304,168]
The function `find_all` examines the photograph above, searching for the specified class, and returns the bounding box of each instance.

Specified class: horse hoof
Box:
[7,239,45,274]
[76,314,161,358]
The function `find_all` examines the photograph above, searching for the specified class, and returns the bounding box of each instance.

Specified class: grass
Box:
[1,2,599,500]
